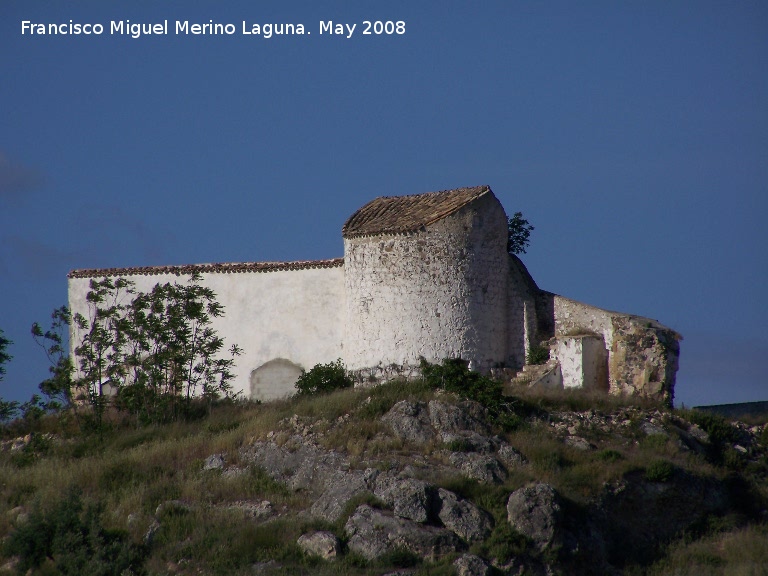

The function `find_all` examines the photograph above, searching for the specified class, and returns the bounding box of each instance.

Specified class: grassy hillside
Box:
[0,376,766,575]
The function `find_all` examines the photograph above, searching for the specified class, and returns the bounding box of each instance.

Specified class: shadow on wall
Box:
[250,358,303,401]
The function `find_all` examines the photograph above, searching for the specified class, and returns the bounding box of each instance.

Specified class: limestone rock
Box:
[382,400,435,444]
[345,504,462,561]
[453,553,492,576]
[449,452,507,484]
[240,437,348,494]
[428,400,490,441]
[436,488,492,542]
[374,475,436,523]
[496,443,527,468]
[203,453,226,470]
[297,531,341,560]
[310,468,378,522]
[506,483,562,551]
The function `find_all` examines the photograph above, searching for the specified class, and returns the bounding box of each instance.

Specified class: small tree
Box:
[121,274,242,421]
[31,306,74,411]
[71,274,241,425]
[0,328,18,421]
[0,328,11,382]
[72,278,135,429]
[507,212,534,255]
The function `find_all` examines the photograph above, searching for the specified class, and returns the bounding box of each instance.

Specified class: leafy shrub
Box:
[597,449,624,462]
[645,460,674,482]
[295,359,353,396]
[685,410,741,445]
[4,488,147,575]
[526,344,550,365]
[420,357,531,431]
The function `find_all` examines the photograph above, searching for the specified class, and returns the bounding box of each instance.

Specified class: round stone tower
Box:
[341,185,509,376]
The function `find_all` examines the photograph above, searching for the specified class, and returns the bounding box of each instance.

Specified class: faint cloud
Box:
[0,235,73,281]
[73,204,171,264]
[0,152,44,207]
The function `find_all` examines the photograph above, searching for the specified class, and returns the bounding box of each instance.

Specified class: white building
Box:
[69,186,680,404]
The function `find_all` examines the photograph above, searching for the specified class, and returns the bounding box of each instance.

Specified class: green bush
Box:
[4,488,147,575]
[645,460,674,482]
[420,357,530,431]
[295,359,353,396]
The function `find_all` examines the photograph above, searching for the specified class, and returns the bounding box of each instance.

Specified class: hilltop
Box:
[0,368,766,575]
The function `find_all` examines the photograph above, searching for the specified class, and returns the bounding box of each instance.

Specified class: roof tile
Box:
[342,185,491,238]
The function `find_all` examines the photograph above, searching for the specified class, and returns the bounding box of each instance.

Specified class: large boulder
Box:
[453,554,492,576]
[427,400,490,442]
[436,488,492,542]
[374,475,436,523]
[310,468,379,522]
[506,483,563,551]
[344,504,463,561]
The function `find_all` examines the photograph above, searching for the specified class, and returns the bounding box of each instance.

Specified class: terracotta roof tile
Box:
[68,257,344,279]
[342,185,491,238]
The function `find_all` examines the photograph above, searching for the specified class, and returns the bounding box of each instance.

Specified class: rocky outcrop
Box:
[506,483,563,552]
[344,504,463,561]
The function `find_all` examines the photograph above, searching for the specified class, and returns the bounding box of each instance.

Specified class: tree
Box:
[507,212,534,255]
[32,306,74,411]
[0,328,11,382]
[71,274,241,425]
[0,328,18,421]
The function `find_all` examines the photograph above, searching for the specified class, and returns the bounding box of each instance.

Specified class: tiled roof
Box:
[342,185,491,238]
[68,257,344,279]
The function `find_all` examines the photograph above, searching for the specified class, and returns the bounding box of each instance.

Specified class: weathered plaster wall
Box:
[343,193,509,374]
[68,265,345,401]
[555,335,608,391]
[552,295,680,404]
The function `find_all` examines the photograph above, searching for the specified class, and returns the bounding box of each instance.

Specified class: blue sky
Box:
[1,1,766,408]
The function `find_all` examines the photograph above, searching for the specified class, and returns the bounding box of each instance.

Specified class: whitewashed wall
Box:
[68,265,345,401]
[343,193,509,374]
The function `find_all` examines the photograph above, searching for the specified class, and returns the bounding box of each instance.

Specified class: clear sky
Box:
[1,1,766,408]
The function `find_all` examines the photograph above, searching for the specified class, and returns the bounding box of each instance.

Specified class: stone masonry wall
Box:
[343,193,509,374]
[552,296,680,404]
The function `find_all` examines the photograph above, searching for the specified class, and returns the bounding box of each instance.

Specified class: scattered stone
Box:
[506,483,562,551]
[227,500,273,520]
[496,443,527,468]
[144,519,160,545]
[640,421,667,437]
[436,488,492,542]
[345,504,462,561]
[449,452,506,484]
[203,453,226,470]
[687,424,709,443]
[297,531,341,560]
[565,436,594,451]
[453,553,491,576]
